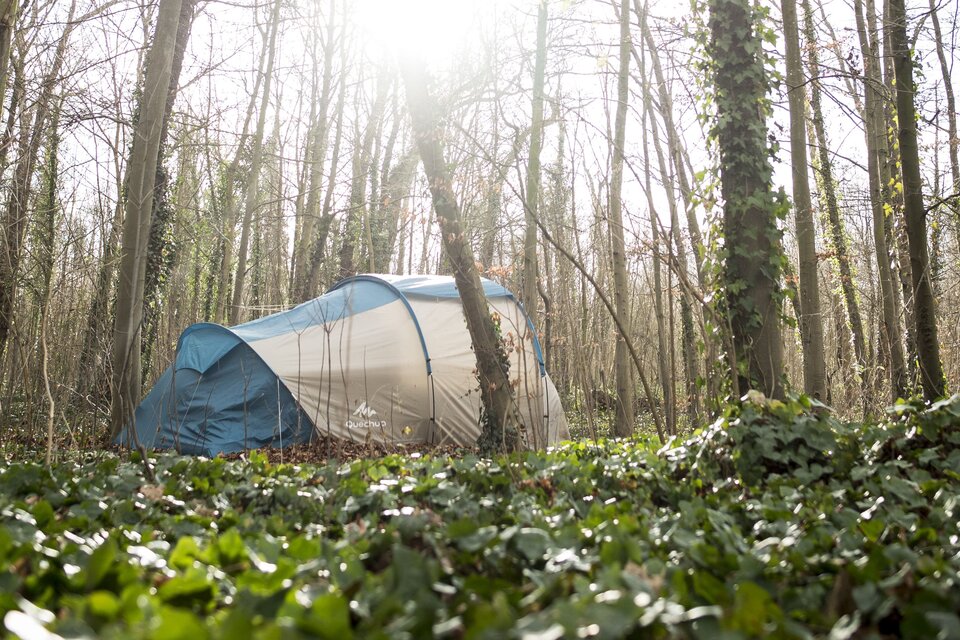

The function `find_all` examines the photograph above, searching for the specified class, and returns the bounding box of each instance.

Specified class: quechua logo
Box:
[346,401,387,429]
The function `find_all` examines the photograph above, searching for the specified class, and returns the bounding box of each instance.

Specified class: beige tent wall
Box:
[248,299,432,443]
[246,277,569,447]
[410,297,567,447]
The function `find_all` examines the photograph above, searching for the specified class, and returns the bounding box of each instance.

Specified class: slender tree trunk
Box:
[141,0,196,376]
[879,0,918,389]
[608,0,635,436]
[803,0,867,389]
[888,0,945,400]
[400,57,526,453]
[293,0,336,298]
[0,40,23,178]
[521,0,548,324]
[0,0,18,112]
[637,8,702,423]
[782,0,826,400]
[0,0,77,361]
[229,0,282,325]
[638,8,704,282]
[213,83,262,323]
[708,0,785,398]
[640,80,675,435]
[110,0,185,436]
[338,69,388,279]
[305,60,347,296]
[853,0,906,400]
[928,0,959,232]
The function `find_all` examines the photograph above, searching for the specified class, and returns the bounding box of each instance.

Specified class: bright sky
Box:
[353,0,496,64]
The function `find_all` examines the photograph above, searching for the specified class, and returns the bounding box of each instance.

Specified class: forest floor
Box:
[1,395,959,639]
[220,435,472,466]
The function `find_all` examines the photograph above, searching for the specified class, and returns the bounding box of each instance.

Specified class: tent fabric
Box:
[122,274,569,456]
[122,341,313,455]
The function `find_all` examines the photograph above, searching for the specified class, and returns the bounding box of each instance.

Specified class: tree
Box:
[229,0,282,325]
[521,0,548,324]
[782,0,826,400]
[928,0,959,233]
[708,0,785,398]
[110,0,188,436]
[608,0,635,435]
[802,0,867,399]
[0,0,18,111]
[400,57,527,453]
[888,0,946,400]
[853,0,907,400]
[141,0,197,377]
[0,0,79,362]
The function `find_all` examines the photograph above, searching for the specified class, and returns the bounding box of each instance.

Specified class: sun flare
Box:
[353,0,490,63]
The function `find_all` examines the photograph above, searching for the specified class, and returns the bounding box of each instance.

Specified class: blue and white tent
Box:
[122,274,569,456]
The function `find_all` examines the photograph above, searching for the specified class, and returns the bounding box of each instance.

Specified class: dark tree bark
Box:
[888,0,946,400]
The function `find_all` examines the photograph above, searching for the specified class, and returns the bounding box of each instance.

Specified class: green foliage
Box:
[690,0,791,394]
[476,311,521,454]
[2,396,960,638]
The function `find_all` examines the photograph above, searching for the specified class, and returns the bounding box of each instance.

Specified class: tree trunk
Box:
[521,0,548,324]
[141,0,196,376]
[338,68,389,280]
[638,7,704,282]
[608,0,635,436]
[110,0,185,436]
[0,0,77,361]
[640,76,675,435]
[928,0,959,233]
[229,0,282,325]
[400,57,526,453]
[802,0,867,390]
[853,0,907,400]
[708,0,785,398]
[305,49,348,296]
[292,0,336,298]
[636,8,702,424]
[782,0,826,400]
[888,0,945,400]
[0,0,18,113]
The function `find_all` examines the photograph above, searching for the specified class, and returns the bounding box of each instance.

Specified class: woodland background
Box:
[0,0,957,450]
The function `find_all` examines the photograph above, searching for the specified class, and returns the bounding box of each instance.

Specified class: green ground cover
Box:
[1,395,959,639]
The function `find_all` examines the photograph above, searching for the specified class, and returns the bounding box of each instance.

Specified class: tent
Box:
[122,274,569,456]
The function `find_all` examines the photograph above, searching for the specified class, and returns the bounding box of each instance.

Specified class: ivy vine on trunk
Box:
[703,0,787,398]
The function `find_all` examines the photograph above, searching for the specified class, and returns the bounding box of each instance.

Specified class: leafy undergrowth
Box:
[2,396,960,639]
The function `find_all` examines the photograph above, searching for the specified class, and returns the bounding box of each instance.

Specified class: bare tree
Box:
[608,0,635,435]
[521,0,548,324]
[229,0,282,325]
[110,0,188,436]
[782,0,826,400]
[888,0,946,400]
[401,57,527,452]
